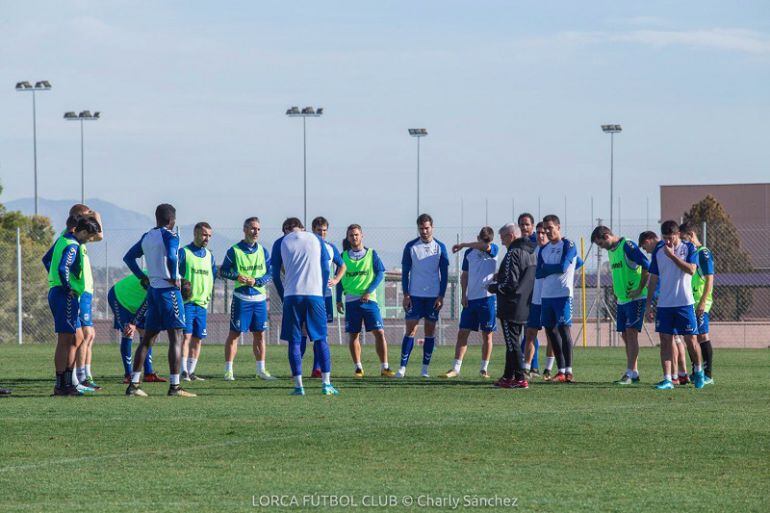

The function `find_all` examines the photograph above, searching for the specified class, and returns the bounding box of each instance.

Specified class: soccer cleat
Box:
[122,375,131,384]
[523,370,532,381]
[614,374,633,385]
[493,377,512,388]
[76,383,95,393]
[190,373,206,381]
[421,371,430,378]
[354,368,364,378]
[0,388,11,396]
[692,370,705,389]
[168,386,196,397]
[321,383,340,396]
[530,368,541,376]
[310,369,322,379]
[394,369,406,379]
[380,368,396,377]
[182,371,191,382]
[256,371,277,381]
[542,369,552,381]
[223,371,235,381]
[125,384,148,397]
[290,387,305,396]
[479,370,491,379]
[144,373,167,383]
[53,386,83,397]
[654,379,675,390]
[504,378,529,389]
[83,378,102,391]
[565,373,574,383]
[678,374,690,386]
[439,369,459,379]
[703,376,714,386]
[550,372,567,383]
[632,375,641,384]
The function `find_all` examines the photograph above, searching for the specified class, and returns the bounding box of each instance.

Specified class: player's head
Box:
[346,223,363,250]
[517,213,535,237]
[243,217,260,243]
[65,214,81,232]
[477,226,494,243]
[68,204,90,217]
[660,220,680,246]
[155,203,176,229]
[535,222,547,246]
[416,213,433,241]
[678,222,700,245]
[590,225,617,250]
[180,279,193,302]
[638,230,659,253]
[312,216,329,239]
[72,216,101,243]
[282,217,304,234]
[542,214,561,241]
[498,223,520,248]
[194,222,213,248]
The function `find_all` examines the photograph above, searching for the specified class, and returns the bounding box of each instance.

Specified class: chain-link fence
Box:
[2,220,769,348]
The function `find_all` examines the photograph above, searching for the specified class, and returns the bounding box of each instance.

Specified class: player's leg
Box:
[82,326,99,389]
[127,327,158,396]
[397,317,420,378]
[224,296,248,380]
[251,300,273,380]
[360,300,391,376]
[181,332,192,380]
[349,332,363,376]
[523,303,541,377]
[372,329,393,376]
[421,319,437,378]
[344,299,364,376]
[162,287,192,396]
[555,297,574,381]
[442,329,470,378]
[655,333,675,389]
[306,296,337,394]
[498,321,527,388]
[480,330,493,378]
[697,312,714,383]
[683,309,705,389]
[188,337,203,380]
[541,299,566,382]
[674,337,689,384]
[478,298,496,378]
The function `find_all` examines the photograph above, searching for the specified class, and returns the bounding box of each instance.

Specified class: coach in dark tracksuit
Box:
[488,224,536,385]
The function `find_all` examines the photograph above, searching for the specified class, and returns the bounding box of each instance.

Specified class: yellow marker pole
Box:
[581,237,587,348]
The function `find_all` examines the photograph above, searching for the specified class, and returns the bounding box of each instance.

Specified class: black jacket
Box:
[488,238,537,322]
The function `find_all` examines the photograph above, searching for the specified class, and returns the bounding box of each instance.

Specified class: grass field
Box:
[0,344,768,513]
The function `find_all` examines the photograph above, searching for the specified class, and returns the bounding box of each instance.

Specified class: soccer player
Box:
[397,214,450,378]
[644,220,706,390]
[517,213,540,374]
[536,215,579,383]
[488,223,537,388]
[45,215,101,396]
[591,225,650,384]
[335,224,394,377]
[123,204,194,397]
[271,217,338,396]
[108,272,163,383]
[179,222,216,381]
[680,222,715,384]
[304,216,346,378]
[440,226,499,379]
[522,221,551,379]
[220,217,275,381]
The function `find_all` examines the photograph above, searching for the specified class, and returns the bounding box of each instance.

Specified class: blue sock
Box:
[300,335,307,357]
[400,336,415,367]
[144,344,154,375]
[532,338,540,370]
[288,339,303,377]
[119,337,133,376]
[422,337,435,366]
[315,339,331,373]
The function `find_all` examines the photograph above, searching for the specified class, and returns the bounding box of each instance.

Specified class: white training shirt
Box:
[539,239,577,299]
[141,227,179,289]
[278,231,327,297]
[462,244,499,301]
[532,246,543,305]
[649,240,697,308]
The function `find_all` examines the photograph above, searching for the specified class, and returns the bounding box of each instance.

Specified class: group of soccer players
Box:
[37,201,715,398]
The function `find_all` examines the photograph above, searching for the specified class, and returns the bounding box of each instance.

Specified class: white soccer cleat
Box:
[223,371,235,381]
[394,368,406,379]
[257,371,277,381]
[421,371,430,378]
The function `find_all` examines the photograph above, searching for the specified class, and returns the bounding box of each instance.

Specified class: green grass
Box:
[0,344,768,513]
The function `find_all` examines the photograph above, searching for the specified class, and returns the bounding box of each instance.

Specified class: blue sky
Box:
[1,0,769,231]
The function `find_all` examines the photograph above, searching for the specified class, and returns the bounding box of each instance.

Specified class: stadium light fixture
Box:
[286,105,324,226]
[601,123,622,231]
[408,128,428,217]
[65,109,102,204]
[15,79,53,215]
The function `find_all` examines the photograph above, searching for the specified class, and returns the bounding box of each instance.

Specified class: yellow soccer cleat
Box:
[380,368,396,378]
[440,369,459,379]
[354,368,365,378]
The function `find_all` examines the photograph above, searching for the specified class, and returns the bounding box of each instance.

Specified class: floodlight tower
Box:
[15,80,52,215]
[286,106,323,227]
[601,124,622,231]
[64,110,101,204]
[408,128,428,217]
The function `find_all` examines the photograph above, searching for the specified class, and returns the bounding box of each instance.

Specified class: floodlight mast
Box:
[64,110,101,204]
[286,106,323,226]
[601,124,622,231]
[15,80,52,215]
[408,128,428,217]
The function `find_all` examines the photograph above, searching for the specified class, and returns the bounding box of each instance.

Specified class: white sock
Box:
[256,360,265,374]
[354,362,363,370]
[546,357,555,371]
[480,360,489,372]
[524,363,531,371]
[565,366,572,374]
[225,361,233,373]
[630,369,639,379]
[693,364,702,372]
[664,374,672,382]
[381,362,389,370]
[322,372,331,385]
[558,368,566,374]
[452,359,463,372]
[85,364,92,378]
[293,375,303,388]
[678,371,686,377]
[398,366,406,374]
[421,364,430,375]
[131,371,142,384]
[72,371,80,386]
[78,367,87,381]
[170,374,180,386]
[188,358,198,374]
[181,358,188,373]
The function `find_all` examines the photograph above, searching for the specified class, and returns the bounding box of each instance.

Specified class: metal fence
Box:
[2,220,769,348]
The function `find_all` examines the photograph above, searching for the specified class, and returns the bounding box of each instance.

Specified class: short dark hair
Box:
[543,214,560,225]
[343,224,362,252]
[535,221,544,230]
[478,226,494,243]
[65,214,81,231]
[679,222,697,236]
[661,220,679,236]
[416,213,433,226]
[74,216,101,235]
[282,217,304,232]
[517,213,534,225]
[155,204,176,226]
[590,225,612,243]
[312,216,329,230]
[68,204,90,216]
[638,230,658,246]
[243,217,260,228]
[194,221,212,233]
